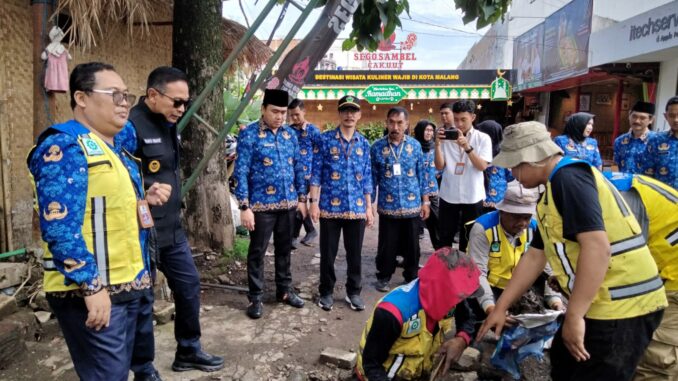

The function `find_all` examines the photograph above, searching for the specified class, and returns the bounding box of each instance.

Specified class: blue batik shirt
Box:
[647,131,678,189]
[28,120,150,292]
[290,122,321,191]
[422,149,439,195]
[485,166,514,205]
[553,135,603,168]
[614,131,655,174]
[371,136,436,218]
[311,128,372,219]
[233,120,307,212]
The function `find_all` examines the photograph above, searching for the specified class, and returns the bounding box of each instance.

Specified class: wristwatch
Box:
[423,201,431,206]
[298,195,308,203]
[309,197,318,203]
[239,204,250,211]
[464,146,474,154]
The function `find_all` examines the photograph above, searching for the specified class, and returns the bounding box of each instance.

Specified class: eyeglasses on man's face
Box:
[89,89,137,107]
[153,88,192,109]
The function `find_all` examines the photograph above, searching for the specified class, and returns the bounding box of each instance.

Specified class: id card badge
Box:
[393,163,402,176]
[454,162,465,175]
[137,200,155,228]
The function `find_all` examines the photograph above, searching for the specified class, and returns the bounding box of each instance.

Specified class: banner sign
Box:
[267,0,359,97]
[513,23,545,91]
[306,70,515,86]
[542,0,593,83]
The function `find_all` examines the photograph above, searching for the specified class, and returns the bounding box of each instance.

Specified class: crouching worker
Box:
[467,180,564,315]
[355,247,481,381]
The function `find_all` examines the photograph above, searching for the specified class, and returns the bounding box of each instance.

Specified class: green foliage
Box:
[454,0,512,29]
[223,236,250,260]
[358,121,386,143]
[344,0,510,52]
[223,90,261,135]
[345,0,409,52]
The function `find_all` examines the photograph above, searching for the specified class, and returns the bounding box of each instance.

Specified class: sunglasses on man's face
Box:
[89,89,137,107]
[153,88,192,109]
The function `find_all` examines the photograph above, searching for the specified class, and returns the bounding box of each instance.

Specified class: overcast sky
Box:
[222,0,488,69]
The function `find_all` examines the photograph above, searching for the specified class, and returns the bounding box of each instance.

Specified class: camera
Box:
[443,128,459,140]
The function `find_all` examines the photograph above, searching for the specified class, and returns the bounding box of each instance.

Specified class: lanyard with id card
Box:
[454,145,466,175]
[389,141,405,176]
[137,200,154,228]
[122,150,155,228]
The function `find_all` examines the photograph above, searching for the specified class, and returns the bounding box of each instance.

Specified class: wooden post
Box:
[612,79,623,143]
[32,0,56,140]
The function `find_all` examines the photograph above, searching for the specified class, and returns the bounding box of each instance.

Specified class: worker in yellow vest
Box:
[28,62,171,381]
[478,121,667,381]
[355,247,481,381]
[467,180,564,315]
[606,172,678,380]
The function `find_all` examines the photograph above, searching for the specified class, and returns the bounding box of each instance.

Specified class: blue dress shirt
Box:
[233,120,307,212]
[311,128,372,219]
[371,136,436,218]
[613,131,655,174]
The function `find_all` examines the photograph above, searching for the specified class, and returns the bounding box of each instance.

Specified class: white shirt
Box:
[439,127,492,204]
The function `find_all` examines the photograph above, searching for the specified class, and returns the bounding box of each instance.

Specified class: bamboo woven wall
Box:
[0,0,172,250]
[0,0,37,250]
[52,12,173,122]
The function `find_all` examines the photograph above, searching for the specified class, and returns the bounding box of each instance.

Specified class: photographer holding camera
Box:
[434,100,492,252]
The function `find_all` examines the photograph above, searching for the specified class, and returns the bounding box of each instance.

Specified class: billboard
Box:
[542,0,593,83]
[513,23,545,91]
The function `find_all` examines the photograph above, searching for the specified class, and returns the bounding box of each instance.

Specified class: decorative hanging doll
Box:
[41,26,71,93]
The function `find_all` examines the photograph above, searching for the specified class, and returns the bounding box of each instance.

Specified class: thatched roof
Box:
[223,19,272,70]
[55,0,272,69]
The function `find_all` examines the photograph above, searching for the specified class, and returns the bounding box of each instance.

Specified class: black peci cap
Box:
[263,89,290,107]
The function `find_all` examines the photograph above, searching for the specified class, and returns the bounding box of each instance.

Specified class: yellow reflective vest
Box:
[537,157,667,320]
[474,211,536,289]
[628,175,678,291]
[31,128,146,292]
[356,280,450,380]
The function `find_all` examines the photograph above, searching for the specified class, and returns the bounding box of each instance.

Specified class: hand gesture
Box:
[477,305,509,341]
[421,203,430,220]
[456,135,470,151]
[241,209,255,231]
[438,337,467,374]
[298,202,308,219]
[562,315,590,362]
[310,203,320,223]
[84,289,111,331]
[146,182,172,206]
[366,205,375,227]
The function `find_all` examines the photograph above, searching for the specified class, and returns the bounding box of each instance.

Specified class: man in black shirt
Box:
[478,122,666,381]
[130,67,224,376]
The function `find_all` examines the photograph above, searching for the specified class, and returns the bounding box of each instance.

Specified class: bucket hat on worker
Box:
[492,121,563,169]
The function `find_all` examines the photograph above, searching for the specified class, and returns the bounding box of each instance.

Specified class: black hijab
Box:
[476,120,503,158]
[414,120,436,152]
[564,112,595,143]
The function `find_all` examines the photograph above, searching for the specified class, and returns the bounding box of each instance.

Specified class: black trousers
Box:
[424,196,443,250]
[551,309,663,381]
[319,218,365,297]
[293,210,315,238]
[438,199,483,252]
[247,209,296,301]
[376,215,420,282]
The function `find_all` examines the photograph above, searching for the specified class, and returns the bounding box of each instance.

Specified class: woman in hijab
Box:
[414,120,442,249]
[553,112,603,169]
[476,120,513,212]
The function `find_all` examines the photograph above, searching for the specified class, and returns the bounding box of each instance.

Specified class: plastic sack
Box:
[490,310,564,380]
